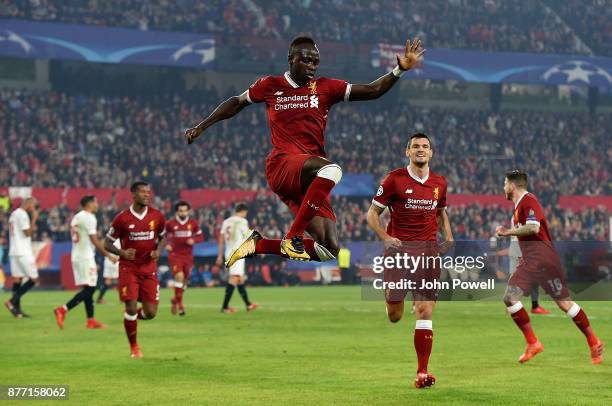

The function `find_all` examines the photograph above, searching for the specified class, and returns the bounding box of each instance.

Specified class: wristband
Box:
[392,65,405,77]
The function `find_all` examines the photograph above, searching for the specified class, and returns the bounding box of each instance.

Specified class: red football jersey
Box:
[107,205,166,269]
[372,167,447,241]
[165,216,203,257]
[512,191,557,265]
[247,73,351,157]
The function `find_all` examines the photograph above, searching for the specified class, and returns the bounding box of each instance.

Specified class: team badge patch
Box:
[308,81,317,94]
[376,186,383,196]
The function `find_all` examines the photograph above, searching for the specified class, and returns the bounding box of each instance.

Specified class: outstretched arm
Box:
[349,39,425,101]
[185,92,251,144]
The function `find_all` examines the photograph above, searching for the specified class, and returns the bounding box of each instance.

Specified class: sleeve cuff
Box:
[344,83,352,102]
[525,220,540,226]
[372,199,386,209]
[106,234,117,241]
[242,89,253,104]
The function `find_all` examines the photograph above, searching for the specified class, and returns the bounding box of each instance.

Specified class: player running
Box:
[54,195,109,329]
[216,203,258,313]
[508,236,550,314]
[165,200,203,316]
[367,133,453,388]
[103,182,166,358]
[96,239,120,304]
[185,36,425,266]
[496,170,604,364]
[4,197,39,318]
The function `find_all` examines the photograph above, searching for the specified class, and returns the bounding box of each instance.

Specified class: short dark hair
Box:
[80,195,96,208]
[174,200,191,212]
[130,181,149,193]
[288,36,316,56]
[505,170,528,188]
[407,133,433,149]
[235,202,248,213]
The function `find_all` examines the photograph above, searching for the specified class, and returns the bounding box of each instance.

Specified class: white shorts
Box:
[72,258,98,287]
[228,258,245,277]
[103,259,119,279]
[9,255,39,279]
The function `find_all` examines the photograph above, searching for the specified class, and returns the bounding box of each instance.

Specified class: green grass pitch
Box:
[1,286,610,405]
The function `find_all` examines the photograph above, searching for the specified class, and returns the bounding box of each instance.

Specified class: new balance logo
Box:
[274,91,284,95]
[405,189,413,194]
[129,224,135,229]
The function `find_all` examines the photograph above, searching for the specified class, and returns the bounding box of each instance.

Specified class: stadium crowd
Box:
[1,0,603,55]
[546,0,612,57]
[1,88,609,204]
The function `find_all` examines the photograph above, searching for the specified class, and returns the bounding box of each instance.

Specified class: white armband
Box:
[392,65,406,77]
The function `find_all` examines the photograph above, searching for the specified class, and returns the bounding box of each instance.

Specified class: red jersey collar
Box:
[129,205,148,221]
[407,165,429,184]
[514,191,529,209]
[284,72,300,88]
[175,215,189,225]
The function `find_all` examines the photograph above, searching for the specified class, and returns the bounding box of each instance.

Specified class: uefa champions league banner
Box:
[0,19,214,68]
[372,43,612,89]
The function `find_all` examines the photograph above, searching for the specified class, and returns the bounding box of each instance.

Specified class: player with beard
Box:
[496,170,604,364]
[165,201,203,316]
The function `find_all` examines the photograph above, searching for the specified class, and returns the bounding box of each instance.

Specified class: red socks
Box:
[568,304,598,346]
[255,238,321,261]
[509,302,599,347]
[255,238,283,256]
[124,312,138,347]
[507,303,538,344]
[414,320,433,373]
[286,177,335,238]
[175,285,184,307]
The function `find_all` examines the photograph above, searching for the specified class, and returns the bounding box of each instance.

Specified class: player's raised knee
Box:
[317,163,343,184]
